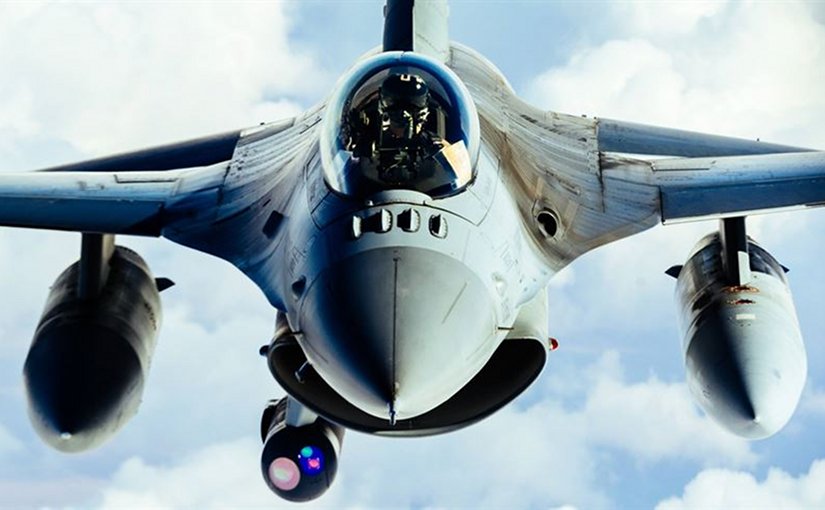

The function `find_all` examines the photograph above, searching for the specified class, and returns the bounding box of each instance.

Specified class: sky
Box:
[1,1,825,508]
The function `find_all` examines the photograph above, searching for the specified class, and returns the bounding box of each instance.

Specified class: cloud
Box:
[799,385,825,418]
[0,3,325,167]
[610,2,727,37]
[657,460,825,509]
[547,221,712,336]
[0,477,105,509]
[98,439,278,508]
[527,1,825,146]
[581,353,755,467]
[83,352,752,509]
[529,38,687,123]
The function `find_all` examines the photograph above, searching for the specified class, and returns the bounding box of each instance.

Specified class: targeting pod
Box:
[260,397,344,502]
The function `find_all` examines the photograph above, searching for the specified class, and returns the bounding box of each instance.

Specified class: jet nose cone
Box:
[300,247,498,421]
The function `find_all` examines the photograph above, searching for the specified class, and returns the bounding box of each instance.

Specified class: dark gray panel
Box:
[36,130,241,173]
[598,118,813,157]
[0,197,165,235]
[383,0,414,52]
[661,177,825,221]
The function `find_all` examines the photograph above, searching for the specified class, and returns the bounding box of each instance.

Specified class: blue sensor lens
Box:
[297,445,325,475]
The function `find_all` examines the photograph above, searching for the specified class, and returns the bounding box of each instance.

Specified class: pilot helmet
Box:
[378,73,430,137]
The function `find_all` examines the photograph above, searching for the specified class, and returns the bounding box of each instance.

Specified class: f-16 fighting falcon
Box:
[3,0,824,502]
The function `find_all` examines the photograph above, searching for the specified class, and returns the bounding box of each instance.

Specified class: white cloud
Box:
[657,460,825,509]
[85,352,752,509]
[99,439,279,509]
[0,477,105,509]
[582,354,755,466]
[544,220,714,345]
[529,38,686,123]
[528,1,825,146]
[0,3,324,163]
[610,1,727,37]
[548,265,576,289]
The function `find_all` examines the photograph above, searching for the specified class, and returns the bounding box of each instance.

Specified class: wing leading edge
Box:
[0,164,226,236]
[0,118,303,238]
[34,130,242,174]
[0,129,242,236]
[595,118,813,158]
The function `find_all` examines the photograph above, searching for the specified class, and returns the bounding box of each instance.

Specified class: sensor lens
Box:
[298,445,325,475]
[269,457,301,491]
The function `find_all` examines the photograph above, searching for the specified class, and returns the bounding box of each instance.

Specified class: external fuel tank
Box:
[672,233,806,439]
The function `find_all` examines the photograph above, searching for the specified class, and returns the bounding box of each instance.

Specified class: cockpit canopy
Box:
[321,52,480,199]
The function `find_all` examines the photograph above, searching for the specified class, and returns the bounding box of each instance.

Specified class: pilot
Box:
[378,74,430,142]
[343,72,451,193]
[373,73,445,185]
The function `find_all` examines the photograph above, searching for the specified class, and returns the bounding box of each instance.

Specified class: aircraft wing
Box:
[590,117,825,221]
[449,43,824,270]
[32,130,243,174]
[611,151,825,224]
[0,118,303,238]
[0,164,226,236]
[594,117,812,157]
[531,114,825,224]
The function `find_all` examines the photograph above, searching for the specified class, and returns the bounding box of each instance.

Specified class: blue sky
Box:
[1,1,825,508]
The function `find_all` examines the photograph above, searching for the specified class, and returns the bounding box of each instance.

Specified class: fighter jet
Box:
[5,0,824,502]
